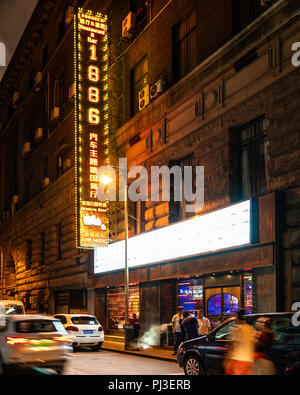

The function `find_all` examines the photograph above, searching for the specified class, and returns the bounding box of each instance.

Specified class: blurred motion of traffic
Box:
[1,0,300,377]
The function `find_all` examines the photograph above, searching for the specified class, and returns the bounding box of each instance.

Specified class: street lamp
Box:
[99,166,129,326]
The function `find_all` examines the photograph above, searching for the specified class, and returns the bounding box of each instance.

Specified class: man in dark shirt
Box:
[182,311,199,340]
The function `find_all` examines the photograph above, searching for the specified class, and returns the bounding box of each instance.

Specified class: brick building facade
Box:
[0,0,299,343]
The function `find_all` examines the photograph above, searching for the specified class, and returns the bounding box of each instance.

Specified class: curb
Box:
[102,346,177,363]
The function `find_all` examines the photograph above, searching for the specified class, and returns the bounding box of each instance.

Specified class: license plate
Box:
[83,330,94,335]
[30,339,53,347]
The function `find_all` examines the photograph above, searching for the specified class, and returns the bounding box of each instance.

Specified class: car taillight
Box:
[98,326,104,332]
[65,326,79,332]
[7,337,29,345]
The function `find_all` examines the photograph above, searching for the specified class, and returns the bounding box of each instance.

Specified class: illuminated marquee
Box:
[74,8,109,248]
[94,200,251,274]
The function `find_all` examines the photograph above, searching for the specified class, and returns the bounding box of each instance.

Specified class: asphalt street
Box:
[5,349,184,375]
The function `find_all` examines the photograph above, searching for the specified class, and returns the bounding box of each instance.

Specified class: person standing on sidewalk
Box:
[182,311,199,341]
[224,309,256,375]
[197,310,211,336]
[171,307,184,355]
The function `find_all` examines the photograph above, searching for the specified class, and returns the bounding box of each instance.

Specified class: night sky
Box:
[0,0,38,81]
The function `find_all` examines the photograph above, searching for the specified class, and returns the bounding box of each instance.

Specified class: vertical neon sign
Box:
[74,8,109,249]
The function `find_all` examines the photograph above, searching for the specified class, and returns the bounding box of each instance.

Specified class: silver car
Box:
[0,314,72,375]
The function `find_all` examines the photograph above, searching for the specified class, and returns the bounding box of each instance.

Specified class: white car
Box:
[0,314,72,375]
[53,314,104,351]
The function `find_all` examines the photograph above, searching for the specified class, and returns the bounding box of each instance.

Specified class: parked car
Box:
[177,312,300,375]
[53,314,104,351]
[0,300,25,315]
[0,314,72,375]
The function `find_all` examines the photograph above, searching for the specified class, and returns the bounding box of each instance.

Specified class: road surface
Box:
[6,349,184,375]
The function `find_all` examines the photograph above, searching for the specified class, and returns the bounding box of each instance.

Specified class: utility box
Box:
[124,324,140,350]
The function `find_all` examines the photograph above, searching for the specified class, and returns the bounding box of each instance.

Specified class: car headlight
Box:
[177,344,184,354]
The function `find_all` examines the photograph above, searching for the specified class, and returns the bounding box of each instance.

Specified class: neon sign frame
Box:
[74,8,109,249]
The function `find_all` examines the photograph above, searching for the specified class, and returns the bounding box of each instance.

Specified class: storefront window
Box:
[107,286,139,330]
[178,279,203,314]
[243,272,253,314]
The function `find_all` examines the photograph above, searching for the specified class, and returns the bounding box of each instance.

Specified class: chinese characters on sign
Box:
[74,8,109,248]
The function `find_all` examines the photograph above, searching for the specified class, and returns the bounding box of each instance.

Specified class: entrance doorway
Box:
[205,286,240,327]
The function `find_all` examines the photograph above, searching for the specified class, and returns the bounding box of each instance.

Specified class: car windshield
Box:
[16,320,61,333]
[71,316,98,325]
[5,305,24,315]
[214,320,236,340]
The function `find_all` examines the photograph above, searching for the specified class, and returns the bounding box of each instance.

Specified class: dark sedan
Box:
[177,313,300,375]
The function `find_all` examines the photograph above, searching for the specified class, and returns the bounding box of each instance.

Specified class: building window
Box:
[57,223,62,260]
[28,69,34,90]
[42,92,48,135]
[29,116,35,143]
[57,156,63,178]
[232,0,262,35]
[131,56,148,116]
[40,232,45,265]
[54,76,65,109]
[42,44,48,69]
[12,138,18,197]
[29,171,35,201]
[26,239,32,271]
[238,117,269,199]
[169,153,194,222]
[172,12,197,82]
[42,157,48,179]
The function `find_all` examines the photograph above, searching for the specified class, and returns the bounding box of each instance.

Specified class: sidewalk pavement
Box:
[102,339,177,363]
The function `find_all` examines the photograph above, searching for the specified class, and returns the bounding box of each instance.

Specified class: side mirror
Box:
[207,332,215,341]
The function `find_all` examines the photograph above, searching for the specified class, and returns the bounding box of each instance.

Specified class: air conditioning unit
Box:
[51,107,60,121]
[35,127,43,141]
[150,80,166,101]
[261,0,274,6]
[122,11,136,39]
[12,91,19,107]
[42,177,50,188]
[65,6,74,24]
[34,72,43,91]
[22,142,31,156]
[68,82,75,100]
[63,158,72,172]
[139,85,150,111]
